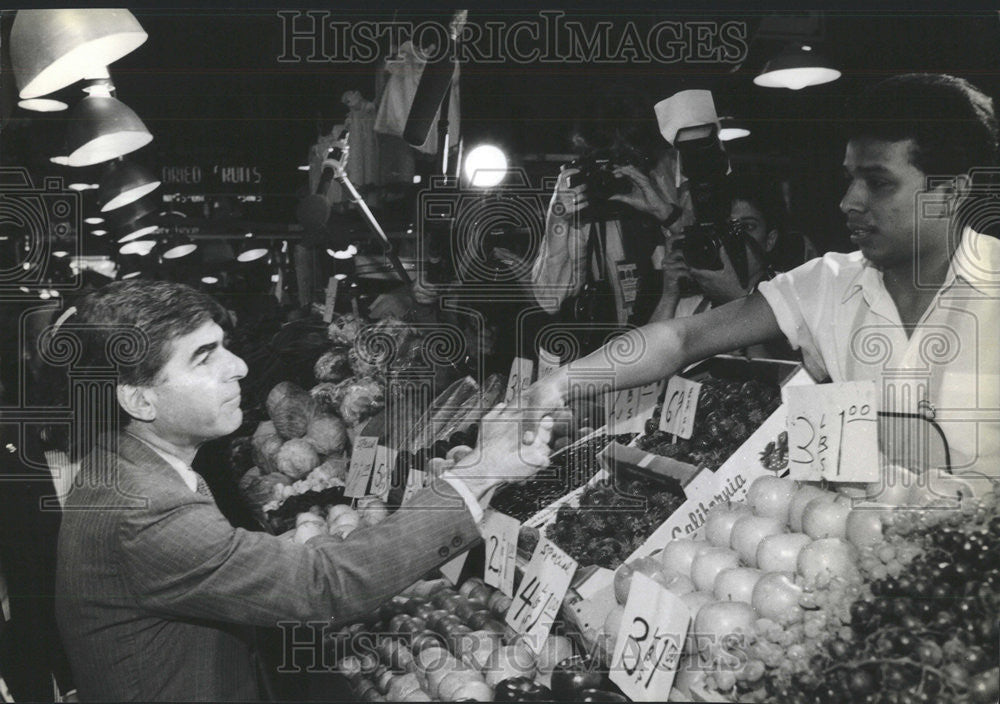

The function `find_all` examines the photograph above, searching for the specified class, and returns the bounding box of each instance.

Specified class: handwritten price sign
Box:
[537,348,561,380]
[784,381,879,482]
[504,357,535,404]
[323,277,338,323]
[606,382,663,435]
[345,436,379,498]
[482,510,520,596]
[610,572,690,701]
[401,468,427,506]
[505,537,577,652]
[659,376,702,439]
[370,445,397,500]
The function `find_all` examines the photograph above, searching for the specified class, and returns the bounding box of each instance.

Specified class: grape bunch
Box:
[488,433,633,522]
[637,377,781,471]
[755,488,1000,704]
[544,478,685,570]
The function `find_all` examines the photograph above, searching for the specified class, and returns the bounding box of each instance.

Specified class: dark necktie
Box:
[195,472,213,499]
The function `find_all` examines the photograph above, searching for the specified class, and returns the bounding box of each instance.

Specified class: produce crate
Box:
[624,363,812,562]
[490,429,635,528]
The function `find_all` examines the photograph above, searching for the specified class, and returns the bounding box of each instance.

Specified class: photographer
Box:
[526,74,1000,490]
[530,97,691,349]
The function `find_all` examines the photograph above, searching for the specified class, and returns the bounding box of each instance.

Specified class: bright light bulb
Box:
[464,145,508,188]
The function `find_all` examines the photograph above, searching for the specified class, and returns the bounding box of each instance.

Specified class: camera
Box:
[0,168,81,293]
[673,123,749,284]
[565,152,634,223]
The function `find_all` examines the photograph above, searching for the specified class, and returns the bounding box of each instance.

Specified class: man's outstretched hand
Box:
[449,402,554,495]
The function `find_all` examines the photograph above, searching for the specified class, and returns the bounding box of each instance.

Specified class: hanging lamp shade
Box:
[99,160,160,212]
[161,234,198,260]
[237,239,269,263]
[64,94,153,167]
[754,44,841,91]
[11,9,147,100]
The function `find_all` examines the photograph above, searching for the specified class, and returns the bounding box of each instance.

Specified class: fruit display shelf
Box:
[327,575,629,702]
[630,356,802,472]
[570,470,1000,704]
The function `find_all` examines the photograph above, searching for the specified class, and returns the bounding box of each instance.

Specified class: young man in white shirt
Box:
[530,73,1000,491]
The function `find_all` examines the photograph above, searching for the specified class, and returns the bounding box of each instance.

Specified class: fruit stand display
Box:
[329,575,630,702]
[232,313,480,533]
[597,469,999,704]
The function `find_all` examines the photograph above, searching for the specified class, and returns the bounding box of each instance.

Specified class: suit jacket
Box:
[56,432,481,701]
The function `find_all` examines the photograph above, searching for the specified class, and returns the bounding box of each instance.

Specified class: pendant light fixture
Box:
[754,44,841,91]
[10,9,147,100]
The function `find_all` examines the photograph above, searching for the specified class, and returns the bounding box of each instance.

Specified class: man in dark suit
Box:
[55,280,551,701]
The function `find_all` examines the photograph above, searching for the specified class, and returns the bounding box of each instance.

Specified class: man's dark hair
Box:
[845,73,999,177]
[729,174,786,237]
[64,280,231,459]
[75,280,230,387]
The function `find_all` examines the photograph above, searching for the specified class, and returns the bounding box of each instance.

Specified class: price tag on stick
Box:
[504,357,535,404]
[505,537,577,652]
[370,445,397,500]
[344,436,379,498]
[482,510,521,596]
[323,276,339,323]
[784,381,879,482]
[610,572,690,701]
[606,382,663,435]
[401,468,426,506]
[659,376,702,439]
[537,347,561,380]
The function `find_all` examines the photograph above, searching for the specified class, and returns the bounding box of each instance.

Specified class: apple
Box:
[845,508,884,549]
[602,604,625,648]
[679,591,716,656]
[338,655,363,680]
[658,538,707,578]
[459,577,486,599]
[401,690,433,702]
[788,485,833,532]
[426,656,466,697]
[376,667,394,694]
[457,630,502,671]
[797,538,860,586]
[704,503,752,548]
[864,463,919,506]
[467,583,493,607]
[536,634,576,677]
[756,533,813,573]
[801,496,852,539]
[613,556,662,605]
[690,547,741,592]
[488,590,512,616]
[655,570,696,596]
[693,601,756,661]
[432,590,462,610]
[449,678,493,702]
[713,567,764,605]
[746,476,798,522]
[390,672,426,700]
[730,515,785,565]
[438,670,485,701]
[751,572,805,625]
[483,643,536,687]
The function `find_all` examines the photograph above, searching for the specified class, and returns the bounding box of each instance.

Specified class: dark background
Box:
[3,9,1000,254]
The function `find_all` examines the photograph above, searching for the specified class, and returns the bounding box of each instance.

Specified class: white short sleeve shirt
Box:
[758,228,1000,479]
